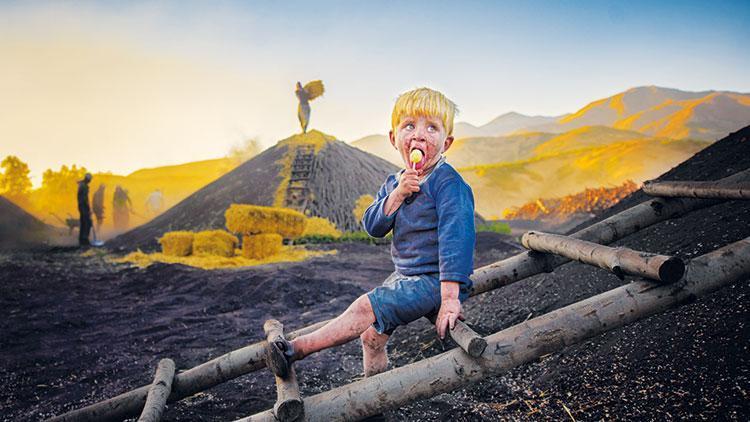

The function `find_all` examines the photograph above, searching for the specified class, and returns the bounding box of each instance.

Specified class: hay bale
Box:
[158,231,194,256]
[303,216,341,238]
[193,230,238,257]
[242,233,283,259]
[225,204,306,238]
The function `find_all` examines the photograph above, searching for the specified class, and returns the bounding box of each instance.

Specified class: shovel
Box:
[91,226,105,247]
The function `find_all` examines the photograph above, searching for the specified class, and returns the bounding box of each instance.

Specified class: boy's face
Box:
[389,115,454,175]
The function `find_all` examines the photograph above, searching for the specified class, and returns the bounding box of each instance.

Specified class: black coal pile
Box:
[0,196,57,249]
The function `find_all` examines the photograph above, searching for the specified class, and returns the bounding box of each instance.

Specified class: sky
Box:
[1,0,749,185]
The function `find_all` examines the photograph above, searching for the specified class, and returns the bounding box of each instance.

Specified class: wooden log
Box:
[238,237,750,422]
[427,316,486,358]
[137,359,175,422]
[263,320,304,422]
[643,180,750,200]
[49,168,749,422]
[521,231,685,283]
[449,320,487,358]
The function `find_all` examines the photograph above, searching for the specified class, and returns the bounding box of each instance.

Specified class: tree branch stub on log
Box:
[137,358,175,422]
[450,320,487,358]
[427,316,487,358]
[263,319,304,422]
[521,231,686,283]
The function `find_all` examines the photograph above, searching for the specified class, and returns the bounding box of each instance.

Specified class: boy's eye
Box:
[427,125,437,133]
[404,123,415,130]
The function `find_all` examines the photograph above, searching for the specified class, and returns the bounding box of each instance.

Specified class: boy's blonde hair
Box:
[391,87,457,136]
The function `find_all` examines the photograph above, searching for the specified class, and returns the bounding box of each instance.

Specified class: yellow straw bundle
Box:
[158,231,194,257]
[225,204,306,239]
[193,230,239,257]
[302,216,341,238]
[242,233,283,259]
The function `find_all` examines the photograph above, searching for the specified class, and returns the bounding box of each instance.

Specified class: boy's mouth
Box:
[410,147,425,170]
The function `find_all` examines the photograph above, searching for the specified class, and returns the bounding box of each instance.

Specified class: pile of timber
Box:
[48,171,750,422]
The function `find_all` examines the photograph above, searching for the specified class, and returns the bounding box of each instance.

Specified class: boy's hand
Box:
[436,298,464,339]
[384,168,420,216]
[436,281,464,339]
[395,168,420,200]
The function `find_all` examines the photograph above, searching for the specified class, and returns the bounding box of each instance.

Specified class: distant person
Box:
[77,173,93,246]
[112,185,132,232]
[265,88,474,415]
[295,80,324,133]
[145,189,164,216]
[92,184,106,232]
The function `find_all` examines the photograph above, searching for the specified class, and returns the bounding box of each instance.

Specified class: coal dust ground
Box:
[1,222,747,421]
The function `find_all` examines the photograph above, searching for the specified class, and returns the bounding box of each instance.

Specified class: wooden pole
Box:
[643,180,750,200]
[427,316,486,358]
[521,231,686,283]
[263,320,304,422]
[238,237,750,422]
[137,359,175,422]
[49,169,749,422]
[449,320,487,358]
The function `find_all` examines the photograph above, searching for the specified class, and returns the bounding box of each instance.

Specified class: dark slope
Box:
[0,196,55,249]
[107,131,398,251]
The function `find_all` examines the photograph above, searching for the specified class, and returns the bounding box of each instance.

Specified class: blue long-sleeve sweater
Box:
[362,159,476,289]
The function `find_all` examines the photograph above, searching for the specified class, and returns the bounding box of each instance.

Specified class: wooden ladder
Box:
[283,145,316,215]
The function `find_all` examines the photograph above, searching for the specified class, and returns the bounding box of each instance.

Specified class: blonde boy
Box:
[267,87,475,383]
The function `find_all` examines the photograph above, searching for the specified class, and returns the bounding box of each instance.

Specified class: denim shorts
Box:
[367,271,470,335]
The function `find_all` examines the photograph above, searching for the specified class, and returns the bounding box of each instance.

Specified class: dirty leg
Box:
[291,294,376,360]
[361,326,389,377]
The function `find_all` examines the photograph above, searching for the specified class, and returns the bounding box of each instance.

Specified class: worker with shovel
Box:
[76,173,93,247]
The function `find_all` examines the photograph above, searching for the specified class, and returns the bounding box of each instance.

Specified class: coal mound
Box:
[0,196,57,249]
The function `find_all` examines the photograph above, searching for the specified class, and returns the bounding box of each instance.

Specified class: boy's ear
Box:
[389,130,397,150]
[443,136,455,152]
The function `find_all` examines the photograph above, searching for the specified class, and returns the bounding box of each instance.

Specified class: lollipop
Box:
[410,149,424,169]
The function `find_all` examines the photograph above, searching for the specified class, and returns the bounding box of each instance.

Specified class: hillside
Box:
[445,132,555,168]
[108,130,398,251]
[452,112,561,139]
[352,87,749,171]
[459,135,708,218]
[529,86,750,141]
[25,157,239,238]
[350,134,400,166]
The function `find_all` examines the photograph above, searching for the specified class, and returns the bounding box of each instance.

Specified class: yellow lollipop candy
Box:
[410,149,423,165]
